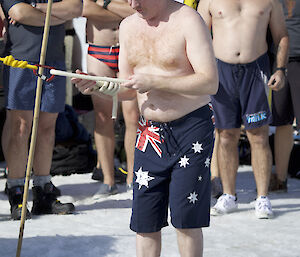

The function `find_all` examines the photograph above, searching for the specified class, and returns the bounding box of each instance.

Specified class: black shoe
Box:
[7,186,31,220]
[49,181,61,197]
[31,182,75,215]
[114,166,127,184]
[91,166,127,184]
[5,181,61,196]
[91,167,104,181]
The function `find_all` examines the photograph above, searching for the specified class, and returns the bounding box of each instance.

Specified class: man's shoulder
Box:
[175,3,205,28]
[120,13,138,29]
[175,3,202,22]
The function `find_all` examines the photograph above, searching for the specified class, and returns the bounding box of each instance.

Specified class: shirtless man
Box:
[82,0,139,195]
[74,1,218,256]
[198,0,289,218]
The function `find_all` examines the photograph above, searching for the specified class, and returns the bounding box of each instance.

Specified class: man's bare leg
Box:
[122,99,139,186]
[274,124,294,181]
[33,112,58,176]
[136,232,161,257]
[93,96,116,186]
[176,228,203,257]
[211,130,223,198]
[217,128,241,195]
[87,55,116,186]
[246,125,272,197]
[211,130,219,179]
[2,110,33,178]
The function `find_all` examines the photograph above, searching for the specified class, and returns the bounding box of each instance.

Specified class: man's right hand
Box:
[71,70,101,96]
[267,70,286,91]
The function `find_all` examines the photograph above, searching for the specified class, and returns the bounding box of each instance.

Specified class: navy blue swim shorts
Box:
[130,105,214,233]
[211,53,272,130]
[3,60,66,113]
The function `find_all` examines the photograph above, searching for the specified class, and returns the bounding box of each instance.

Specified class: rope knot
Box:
[2,55,29,69]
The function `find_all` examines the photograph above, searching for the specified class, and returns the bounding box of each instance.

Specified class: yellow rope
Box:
[0,55,38,70]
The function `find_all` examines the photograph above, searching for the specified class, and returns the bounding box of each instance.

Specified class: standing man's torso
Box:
[123,9,211,122]
[209,0,273,64]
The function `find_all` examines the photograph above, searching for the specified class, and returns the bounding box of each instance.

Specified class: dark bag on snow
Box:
[50,105,96,176]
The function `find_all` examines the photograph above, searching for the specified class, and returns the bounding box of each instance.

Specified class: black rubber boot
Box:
[7,185,31,220]
[31,182,75,215]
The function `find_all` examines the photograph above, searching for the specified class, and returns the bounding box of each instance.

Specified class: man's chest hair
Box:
[126,26,185,70]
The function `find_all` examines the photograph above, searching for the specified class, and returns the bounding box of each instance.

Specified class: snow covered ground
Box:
[0,165,300,257]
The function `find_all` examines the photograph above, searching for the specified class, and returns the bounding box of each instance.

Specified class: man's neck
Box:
[145,0,171,27]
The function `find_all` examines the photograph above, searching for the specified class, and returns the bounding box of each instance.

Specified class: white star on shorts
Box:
[179,155,190,168]
[135,167,155,190]
[198,176,203,181]
[187,191,198,204]
[204,157,211,168]
[192,141,203,154]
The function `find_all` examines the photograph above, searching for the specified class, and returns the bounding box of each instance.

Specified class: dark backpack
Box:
[50,105,96,176]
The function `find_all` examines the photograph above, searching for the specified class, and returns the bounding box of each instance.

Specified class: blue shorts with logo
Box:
[130,105,214,233]
[211,53,272,130]
[3,60,66,113]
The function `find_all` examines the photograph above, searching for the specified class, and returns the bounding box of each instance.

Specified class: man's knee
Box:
[218,129,240,146]
[176,228,203,237]
[247,126,269,146]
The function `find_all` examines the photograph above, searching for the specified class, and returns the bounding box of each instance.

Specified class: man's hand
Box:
[122,74,155,94]
[267,70,285,91]
[71,70,97,95]
[71,70,118,98]
[94,80,120,96]
[8,16,17,25]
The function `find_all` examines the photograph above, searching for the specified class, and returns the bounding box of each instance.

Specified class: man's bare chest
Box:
[210,0,272,19]
[126,29,185,70]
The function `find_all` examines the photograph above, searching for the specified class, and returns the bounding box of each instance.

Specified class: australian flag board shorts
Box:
[130,105,214,233]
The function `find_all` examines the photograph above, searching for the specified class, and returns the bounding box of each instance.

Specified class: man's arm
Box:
[122,8,218,96]
[268,0,289,91]
[197,0,212,29]
[82,0,121,23]
[117,17,137,100]
[8,3,66,26]
[100,0,135,18]
[35,0,82,21]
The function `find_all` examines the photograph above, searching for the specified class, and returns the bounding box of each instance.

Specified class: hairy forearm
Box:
[275,36,289,68]
[153,73,218,96]
[105,1,135,18]
[82,0,121,23]
[9,3,67,26]
[36,0,82,21]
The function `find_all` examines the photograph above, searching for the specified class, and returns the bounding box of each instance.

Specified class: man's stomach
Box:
[86,24,120,46]
[212,32,268,64]
[138,91,211,122]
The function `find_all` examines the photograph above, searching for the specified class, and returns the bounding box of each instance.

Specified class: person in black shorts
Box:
[1,0,82,220]
[198,0,289,219]
[270,0,300,192]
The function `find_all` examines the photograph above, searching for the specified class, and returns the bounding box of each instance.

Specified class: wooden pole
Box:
[16,1,53,257]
